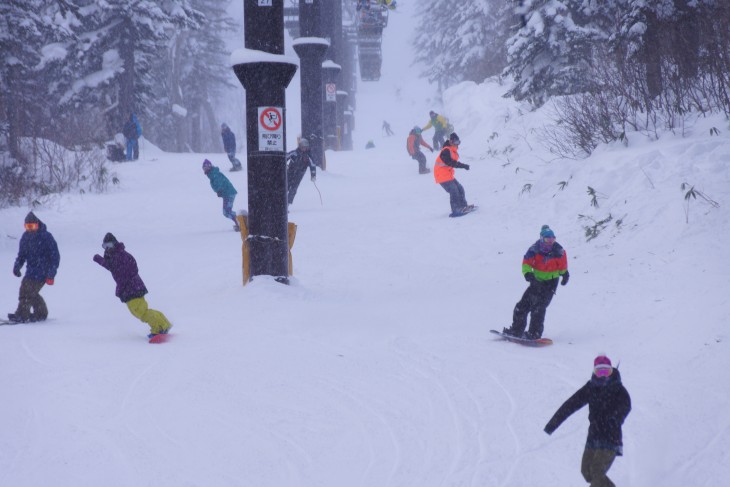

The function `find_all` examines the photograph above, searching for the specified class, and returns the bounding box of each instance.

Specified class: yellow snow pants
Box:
[126,297,172,334]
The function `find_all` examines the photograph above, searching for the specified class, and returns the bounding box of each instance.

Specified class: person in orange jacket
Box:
[434,132,472,216]
[406,126,433,174]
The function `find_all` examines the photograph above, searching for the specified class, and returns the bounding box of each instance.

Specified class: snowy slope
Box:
[1,2,729,486]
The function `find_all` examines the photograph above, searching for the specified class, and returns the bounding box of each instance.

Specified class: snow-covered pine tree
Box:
[414,0,512,89]
[148,0,237,152]
[0,1,79,158]
[65,0,202,144]
[504,0,610,107]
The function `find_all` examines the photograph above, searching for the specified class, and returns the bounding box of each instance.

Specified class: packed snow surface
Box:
[1,2,729,486]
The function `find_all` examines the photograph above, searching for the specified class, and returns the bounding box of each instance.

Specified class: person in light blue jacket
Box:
[202,159,239,231]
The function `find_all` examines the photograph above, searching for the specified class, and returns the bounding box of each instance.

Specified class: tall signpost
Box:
[293,0,329,169]
[232,0,298,283]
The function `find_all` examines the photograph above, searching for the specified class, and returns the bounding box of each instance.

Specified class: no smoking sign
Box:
[258,106,284,152]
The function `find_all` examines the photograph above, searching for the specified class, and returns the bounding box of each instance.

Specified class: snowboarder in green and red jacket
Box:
[502,225,568,340]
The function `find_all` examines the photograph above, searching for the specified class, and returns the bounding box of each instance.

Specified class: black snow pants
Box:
[440,179,467,213]
[287,161,308,205]
[511,278,558,338]
[412,151,428,173]
[14,278,48,321]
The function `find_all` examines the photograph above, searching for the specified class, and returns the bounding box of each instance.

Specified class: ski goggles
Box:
[24,223,39,231]
[594,364,613,377]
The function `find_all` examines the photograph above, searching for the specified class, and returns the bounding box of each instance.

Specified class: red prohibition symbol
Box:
[259,108,282,131]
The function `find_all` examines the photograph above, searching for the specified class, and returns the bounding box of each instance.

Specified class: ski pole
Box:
[312,179,323,206]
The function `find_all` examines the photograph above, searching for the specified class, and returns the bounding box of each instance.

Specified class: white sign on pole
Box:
[258,0,272,6]
[258,107,284,151]
[325,83,336,102]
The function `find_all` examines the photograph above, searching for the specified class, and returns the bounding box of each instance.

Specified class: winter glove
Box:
[561,271,570,286]
[216,191,222,197]
[13,268,21,277]
[544,425,554,435]
[524,272,536,283]
[45,278,54,286]
[93,254,104,265]
[463,164,470,170]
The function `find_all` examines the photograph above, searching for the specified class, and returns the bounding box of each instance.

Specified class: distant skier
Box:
[93,233,173,340]
[122,113,142,161]
[544,355,631,487]
[202,159,240,231]
[502,225,569,340]
[7,212,60,323]
[286,138,317,206]
[434,132,472,216]
[382,120,394,136]
[406,126,433,174]
[422,110,450,150]
[220,123,243,172]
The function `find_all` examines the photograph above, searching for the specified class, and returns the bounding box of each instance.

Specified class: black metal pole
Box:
[335,90,348,150]
[293,0,329,169]
[322,61,341,150]
[233,0,298,283]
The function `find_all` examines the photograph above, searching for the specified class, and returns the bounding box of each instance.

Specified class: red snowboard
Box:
[148,333,172,344]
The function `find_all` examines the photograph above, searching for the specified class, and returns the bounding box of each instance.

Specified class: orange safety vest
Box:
[434,145,458,184]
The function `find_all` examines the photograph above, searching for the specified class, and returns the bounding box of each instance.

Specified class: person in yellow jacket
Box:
[423,110,449,149]
[434,132,473,217]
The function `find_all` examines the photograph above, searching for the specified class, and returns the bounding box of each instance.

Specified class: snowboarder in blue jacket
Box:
[202,159,240,231]
[8,212,60,323]
[123,113,142,161]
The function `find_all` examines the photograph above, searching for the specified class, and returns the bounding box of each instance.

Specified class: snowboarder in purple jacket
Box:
[93,232,172,339]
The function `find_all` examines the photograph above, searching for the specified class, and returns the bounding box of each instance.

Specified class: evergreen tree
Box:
[0,1,79,157]
[148,0,237,152]
[62,0,202,140]
[414,0,513,89]
[504,0,610,106]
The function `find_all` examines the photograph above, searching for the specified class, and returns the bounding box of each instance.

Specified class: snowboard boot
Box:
[502,327,522,337]
[7,313,28,323]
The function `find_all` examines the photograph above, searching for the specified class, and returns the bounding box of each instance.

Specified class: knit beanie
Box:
[540,225,555,238]
[103,232,118,246]
[593,355,613,377]
[25,212,40,224]
[202,159,213,171]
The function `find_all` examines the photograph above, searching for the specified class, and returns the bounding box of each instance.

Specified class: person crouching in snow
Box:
[202,159,240,231]
[544,355,631,487]
[93,233,172,340]
[503,225,568,340]
[434,132,472,216]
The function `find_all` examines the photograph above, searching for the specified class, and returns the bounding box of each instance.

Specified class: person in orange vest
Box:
[434,132,473,216]
[406,126,433,174]
[503,225,569,339]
